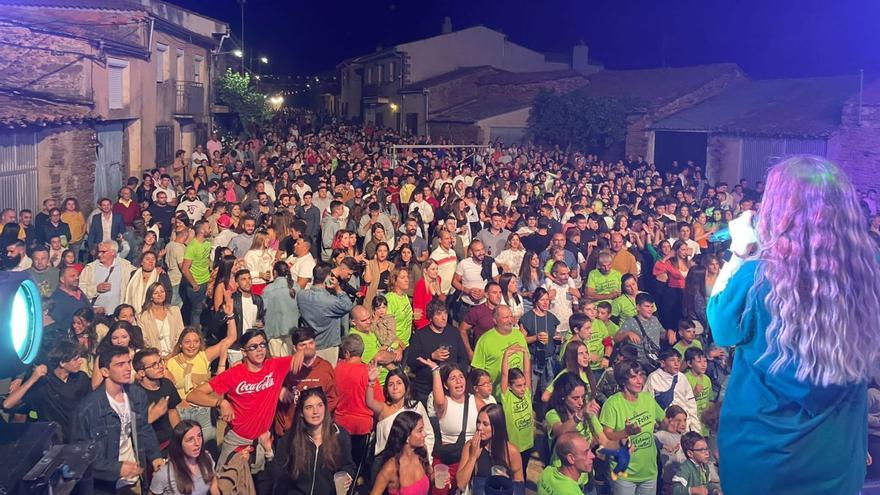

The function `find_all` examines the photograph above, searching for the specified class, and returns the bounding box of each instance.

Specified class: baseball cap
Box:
[217,214,233,228]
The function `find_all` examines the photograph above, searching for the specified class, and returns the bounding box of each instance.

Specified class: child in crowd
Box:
[656,405,688,495]
[673,319,702,366]
[559,312,593,361]
[672,432,723,495]
[469,367,497,405]
[595,301,619,339]
[684,348,713,435]
[500,344,535,473]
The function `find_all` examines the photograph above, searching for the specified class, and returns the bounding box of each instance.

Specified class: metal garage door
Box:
[0,131,39,212]
[489,127,527,146]
[94,122,124,203]
[741,137,826,185]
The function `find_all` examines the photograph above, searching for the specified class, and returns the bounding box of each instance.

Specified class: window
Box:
[107,57,129,109]
[176,49,184,80]
[193,56,204,83]
[155,125,173,167]
[388,62,396,82]
[366,66,372,84]
[155,43,169,82]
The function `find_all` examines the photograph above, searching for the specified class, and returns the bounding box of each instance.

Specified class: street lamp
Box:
[389,102,399,112]
[260,56,268,64]
[232,49,243,58]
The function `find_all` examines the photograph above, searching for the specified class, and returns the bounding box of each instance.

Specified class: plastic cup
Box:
[333,472,350,495]
[434,464,449,489]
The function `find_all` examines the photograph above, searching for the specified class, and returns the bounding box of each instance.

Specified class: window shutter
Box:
[109,66,123,109]
[155,50,164,82]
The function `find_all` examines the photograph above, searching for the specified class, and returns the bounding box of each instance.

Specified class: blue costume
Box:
[707,260,867,495]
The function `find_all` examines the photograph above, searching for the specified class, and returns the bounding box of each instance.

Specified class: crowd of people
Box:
[3,117,879,495]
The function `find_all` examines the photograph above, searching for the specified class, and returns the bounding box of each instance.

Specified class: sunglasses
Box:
[244,342,268,352]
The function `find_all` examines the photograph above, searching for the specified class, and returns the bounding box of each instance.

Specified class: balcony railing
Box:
[175,82,204,116]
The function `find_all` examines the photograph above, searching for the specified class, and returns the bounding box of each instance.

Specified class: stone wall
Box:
[0,24,91,99]
[38,125,97,208]
[428,122,480,144]
[828,103,880,191]
[627,71,748,160]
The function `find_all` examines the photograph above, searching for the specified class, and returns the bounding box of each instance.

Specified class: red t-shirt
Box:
[333,360,383,436]
[209,356,292,440]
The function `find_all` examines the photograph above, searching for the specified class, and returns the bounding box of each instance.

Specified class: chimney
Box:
[572,40,591,75]
[441,16,452,34]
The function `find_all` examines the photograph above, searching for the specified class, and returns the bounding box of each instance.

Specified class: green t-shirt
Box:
[471,329,528,399]
[673,339,703,360]
[597,318,619,337]
[586,269,622,300]
[385,292,413,346]
[537,465,589,494]
[611,294,638,320]
[501,389,535,452]
[545,369,591,397]
[685,371,712,435]
[348,327,389,384]
[598,391,665,483]
[183,238,212,284]
[545,407,602,469]
[584,321,608,370]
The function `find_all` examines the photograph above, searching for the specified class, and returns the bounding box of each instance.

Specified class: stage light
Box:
[0,273,42,378]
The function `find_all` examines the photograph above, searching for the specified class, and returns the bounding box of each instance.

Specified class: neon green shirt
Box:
[584,321,609,370]
[501,389,535,452]
[586,269,622,300]
[349,327,389,384]
[673,339,703,359]
[545,408,602,469]
[471,329,528,399]
[537,465,589,494]
[183,238,212,284]
[385,292,413,346]
[545,369,591,397]
[599,391,665,483]
[685,371,712,436]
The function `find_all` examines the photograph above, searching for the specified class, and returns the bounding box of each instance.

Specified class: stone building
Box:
[0,0,229,211]
[652,75,880,190]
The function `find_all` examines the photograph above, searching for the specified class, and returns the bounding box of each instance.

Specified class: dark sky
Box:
[178,0,880,79]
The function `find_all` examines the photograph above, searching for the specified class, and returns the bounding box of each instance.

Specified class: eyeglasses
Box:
[244,342,268,352]
[142,360,164,370]
[689,447,709,452]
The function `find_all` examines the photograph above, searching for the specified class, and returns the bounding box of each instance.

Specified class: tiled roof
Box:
[0,93,98,128]
[0,0,144,11]
[577,63,746,110]
[400,66,499,92]
[476,69,584,86]
[652,75,862,137]
[429,97,530,124]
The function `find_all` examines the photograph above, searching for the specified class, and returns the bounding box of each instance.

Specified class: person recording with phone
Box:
[296,263,355,367]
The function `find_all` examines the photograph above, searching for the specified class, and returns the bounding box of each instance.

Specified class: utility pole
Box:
[239,0,246,74]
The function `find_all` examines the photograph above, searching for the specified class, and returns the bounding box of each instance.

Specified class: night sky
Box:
[178,0,880,79]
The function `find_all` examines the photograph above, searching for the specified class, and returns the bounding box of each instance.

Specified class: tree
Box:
[528,91,633,156]
[216,68,270,135]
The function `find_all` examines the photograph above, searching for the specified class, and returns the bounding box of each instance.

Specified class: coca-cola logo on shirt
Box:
[234,374,274,395]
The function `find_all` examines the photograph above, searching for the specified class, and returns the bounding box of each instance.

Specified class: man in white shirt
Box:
[452,240,499,322]
[213,214,237,249]
[668,222,701,258]
[191,144,208,168]
[206,133,222,158]
[79,241,135,314]
[152,174,177,205]
[286,239,316,289]
[430,229,458,295]
[175,187,207,222]
[544,261,580,335]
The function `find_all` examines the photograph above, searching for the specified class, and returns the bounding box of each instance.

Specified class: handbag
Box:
[433,394,471,465]
[634,317,661,370]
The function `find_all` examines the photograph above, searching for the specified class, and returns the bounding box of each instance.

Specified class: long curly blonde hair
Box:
[754,155,880,386]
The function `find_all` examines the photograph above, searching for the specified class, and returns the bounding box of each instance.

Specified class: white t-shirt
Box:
[455,257,489,306]
[544,278,576,334]
[426,393,478,444]
[176,199,207,222]
[106,391,137,488]
[241,295,258,330]
[287,253,316,289]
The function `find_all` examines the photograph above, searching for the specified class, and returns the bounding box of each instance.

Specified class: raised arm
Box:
[365,362,384,415]
[417,357,447,418]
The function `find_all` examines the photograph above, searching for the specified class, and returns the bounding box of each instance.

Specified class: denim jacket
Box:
[71,383,161,494]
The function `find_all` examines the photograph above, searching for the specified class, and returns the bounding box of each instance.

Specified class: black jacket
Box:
[232,291,265,342]
[70,383,161,495]
[268,424,356,495]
